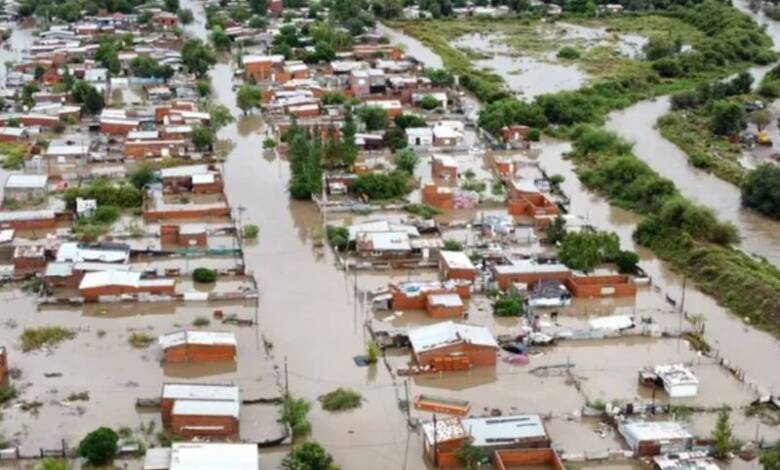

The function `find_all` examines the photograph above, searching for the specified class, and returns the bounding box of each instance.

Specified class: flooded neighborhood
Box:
[0,0,778,469]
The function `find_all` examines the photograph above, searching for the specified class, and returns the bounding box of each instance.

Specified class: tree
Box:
[425,68,454,87]
[192,126,215,151]
[455,439,486,469]
[559,231,620,273]
[614,250,639,274]
[193,267,217,283]
[712,407,735,459]
[209,104,234,131]
[711,101,745,136]
[760,443,780,470]
[248,0,268,14]
[357,106,388,131]
[196,80,212,97]
[181,39,217,77]
[643,35,681,60]
[236,85,262,115]
[130,56,174,80]
[341,108,358,166]
[178,8,194,24]
[94,40,121,75]
[394,148,418,174]
[78,427,118,466]
[129,165,155,189]
[545,215,566,244]
[282,442,335,470]
[749,109,771,131]
[493,288,524,317]
[280,395,312,438]
[741,163,780,219]
[211,25,231,51]
[420,95,440,111]
[71,81,104,115]
[395,113,426,130]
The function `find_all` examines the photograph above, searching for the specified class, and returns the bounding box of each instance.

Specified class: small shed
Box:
[158,331,237,364]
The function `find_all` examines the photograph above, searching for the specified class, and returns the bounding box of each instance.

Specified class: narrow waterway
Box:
[606,0,780,266]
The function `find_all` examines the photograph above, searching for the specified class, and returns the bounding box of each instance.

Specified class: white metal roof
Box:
[620,421,692,442]
[654,364,699,387]
[360,231,411,251]
[56,242,129,263]
[408,321,498,353]
[159,164,209,179]
[5,174,47,189]
[158,331,237,350]
[427,293,463,308]
[588,315,634,331]
[79,270,141,289]
[169,443,258,470]
[347,220,419,241]
[493,259,570,276]
[162,383,239,401]
[461,415,546,447]
[172,399,239,418]
[439,250,474,271]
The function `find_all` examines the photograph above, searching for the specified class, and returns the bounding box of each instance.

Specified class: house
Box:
[159,165,223,194]
[527,280,571,308]
[161,383,240,439]
[355,231,411,258]
[78,271,176,301]
[12,245,46,275]
[243,54,284,82]
[501,125,530,144]
[438,250,476,282]
[3,174,48,201]
[406,127,433,147]
[492,260,571,290]
[494,448,565,470]
[125,139,185,159]
[507,179,558,225]
[144,443,259,470]
[388,280,471,312]
[0,210,57,230]
[422,414,549,468]
[639,364,699,398]
[160,224,207,248]
[56,242,130,264]
[152,11,178,28]
[158,331,237,364]
[408,321,498,369]
[431,154,458,184]
[0,127,29,143]
[426,293,464,318]
[654,452,720,470]
[364,99,402,119]
[618,420,693,456]
[100,108,140,135]
[432,124,462,147]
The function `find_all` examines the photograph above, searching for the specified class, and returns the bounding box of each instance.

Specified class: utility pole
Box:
[679,275,687,314]
[404,379,411,421]
[284,356,289,396]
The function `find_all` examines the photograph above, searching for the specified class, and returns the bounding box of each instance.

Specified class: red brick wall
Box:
[101,121,137,136]
[564,275,637,298]
[245,61,273,82]
[494,448,564,470]
[439,257,476,282]
[125,141,183,158]
[80,283,176,300]
[13,256,46,274]
[432,161,458,184]
[495,270,570,290]
[0,217,57,231]
[422,184,454,210]
[426,302,464,319]
[169,414,239,439]
[164,344,236,363]
[144,207,231,222]
[417,343,496,367]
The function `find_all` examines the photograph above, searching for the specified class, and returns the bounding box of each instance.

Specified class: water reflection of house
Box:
[409,320,498,370]
[422,414,550,468]
[161,383,240,439]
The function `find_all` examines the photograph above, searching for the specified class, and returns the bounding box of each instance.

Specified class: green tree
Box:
[357,106,388,131]
[394,148,418,174]
[129,165,155,189]
[749,109,772,131]
[711,101,745,136]
[643,35,681,60]
[236,85,262,115]
[178,8,194,24]
[193,267,217,283]
[712,407,735,459]
[395,113,426,129]
[78,427,118,466]
[741,163,780,219]
[191,126,215,151]
[196,79,212,97]
[211,25,231,51]
[614,250,639,274]
[455,439,486,469]
[341,108,358,165]
[280,395,312,438]
[559,231,619,273]
[282,442,336,470]
[493,288,524,317]
[95,40,121,75]
[181,39,217,77]
[209,104,234,131]
[71,81,105,115]
[760,443,780,470]
[545,215,566,244]
[425,68,454,87]
[420,95,440,111]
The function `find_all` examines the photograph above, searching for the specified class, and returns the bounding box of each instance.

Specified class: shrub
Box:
[326,225,349,251]
[128,332,154,348]
[557,46,581,60]
[282,442,335,470]
[614,250,640,274]
[394,148,419,174]
[351,171,411,200]
[443,239,463,251]
[129,165,155,189]
[527,128,541,142]
[192,267,217,283]
[559,231,620,273]
[192,316,211,327]
[319,388,362,411]
[493,289,524,317]
[741,163,780,219]
[20,327,76,351]
[280,395,311,438]
[403,204,441,219]
[263,138,277,149]
[78,427,118,466]
[39,458,71,470]
[92,205,121,224]
[420,95,440,111]
[366,340,379,364]
[0,384,17,405]
[243,224,259,239]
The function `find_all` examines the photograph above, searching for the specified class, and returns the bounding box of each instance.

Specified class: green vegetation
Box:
[443,239,463,251]
[326,225,349,251]
[243,224,260,239]
[357,106,388,131]
[192,267,218,283]
[280,395,312,438]
[351,172,412,200]
[557,46,581,60]
[0,384,18,405]
[38,458,71,470]
[559,230,619,273]
[0,143,28,170]
[263,138,277,150]
[761,443,780,470]
[128,332,154,348]
[493,288,524,317]
[71,81,105,115]
[130,56,174,80]
[366,340,380,364]
[191,126,215,151]
[403,203,441,219]
[63,179,143,209]
[236,85,262,115]
[78,427,118,466]
[455,439,487,469]
[282,442,337,470]
[21,327,76,352]
[394,148,419,174]
[129,165,156,189]
[319,388,362,411]
[287,125,324,200]
[741,164,780,220]
[181,39,217,78]
[545,215,567,244]
[568,126,780,336]
[712,407,736,459]
[209,104,234,131]
[192,316,211,327]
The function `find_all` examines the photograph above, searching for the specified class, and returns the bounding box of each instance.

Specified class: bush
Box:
[557,46,581,60]
[420,95,440,111]
[192,267,217,283]
[20,327,76,351]
[280,395,311,438]
[129,165,155,189]
[63,180,142,209]
[192,316,210,327]
[614,250,640,274]
[493,289,524,317]
[128,332,154,348]
[527,128,541,142]
[443,239,463,251]
[38,458,71,470]
[351,171,411,200]
[243,224,259,239]
[282,442,335,470]
[711,101,745,136]
[326,225,349,251]
[559,231,620,273]
[366,340,379,364]
[741,163,780,219]
[395,113,426,129]
[0,384,17,405]
[78,427,118,466]
[403,203,441,219]
[92,205,121,224]
[263,138,277,149]
[394,148,418,174]
[319,388,362,411]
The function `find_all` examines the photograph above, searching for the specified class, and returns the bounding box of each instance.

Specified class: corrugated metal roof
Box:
[461,415,547,447]
[162,383,239,401]
[158,331,237,350]
[172,399,239,418]
[408,321,498,353]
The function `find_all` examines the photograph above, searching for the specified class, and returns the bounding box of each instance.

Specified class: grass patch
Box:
[319,388,362,411]
[403,203,441,219]
[0,143,28,169]
[128,332,154,348]
[20,327,76,351]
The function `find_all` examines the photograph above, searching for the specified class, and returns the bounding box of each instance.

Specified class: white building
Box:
[654,364,699,398]
[144,443,258,470]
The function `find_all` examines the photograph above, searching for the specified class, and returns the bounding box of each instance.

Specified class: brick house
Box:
[390,281,471,311]
[243,55,284,82]
[431,154,458,185]
[492,260,571,290]
[161,383,240,439]
[408,321,498,370]
[125,139,185,159]
[422,184,454,210]
[501,125,530,143]
[494,448,565,470]
[160,224,207,248]
[78,271,176,301]
[0,210,57,231]
[12,245,46,275]
[507,179,558,225]
[426,293,464,319]
[153,11,178,28]
[438,250,476,282]
[159,331,237,364]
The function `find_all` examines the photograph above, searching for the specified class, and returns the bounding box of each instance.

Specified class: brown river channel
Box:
[0,1,777,469]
